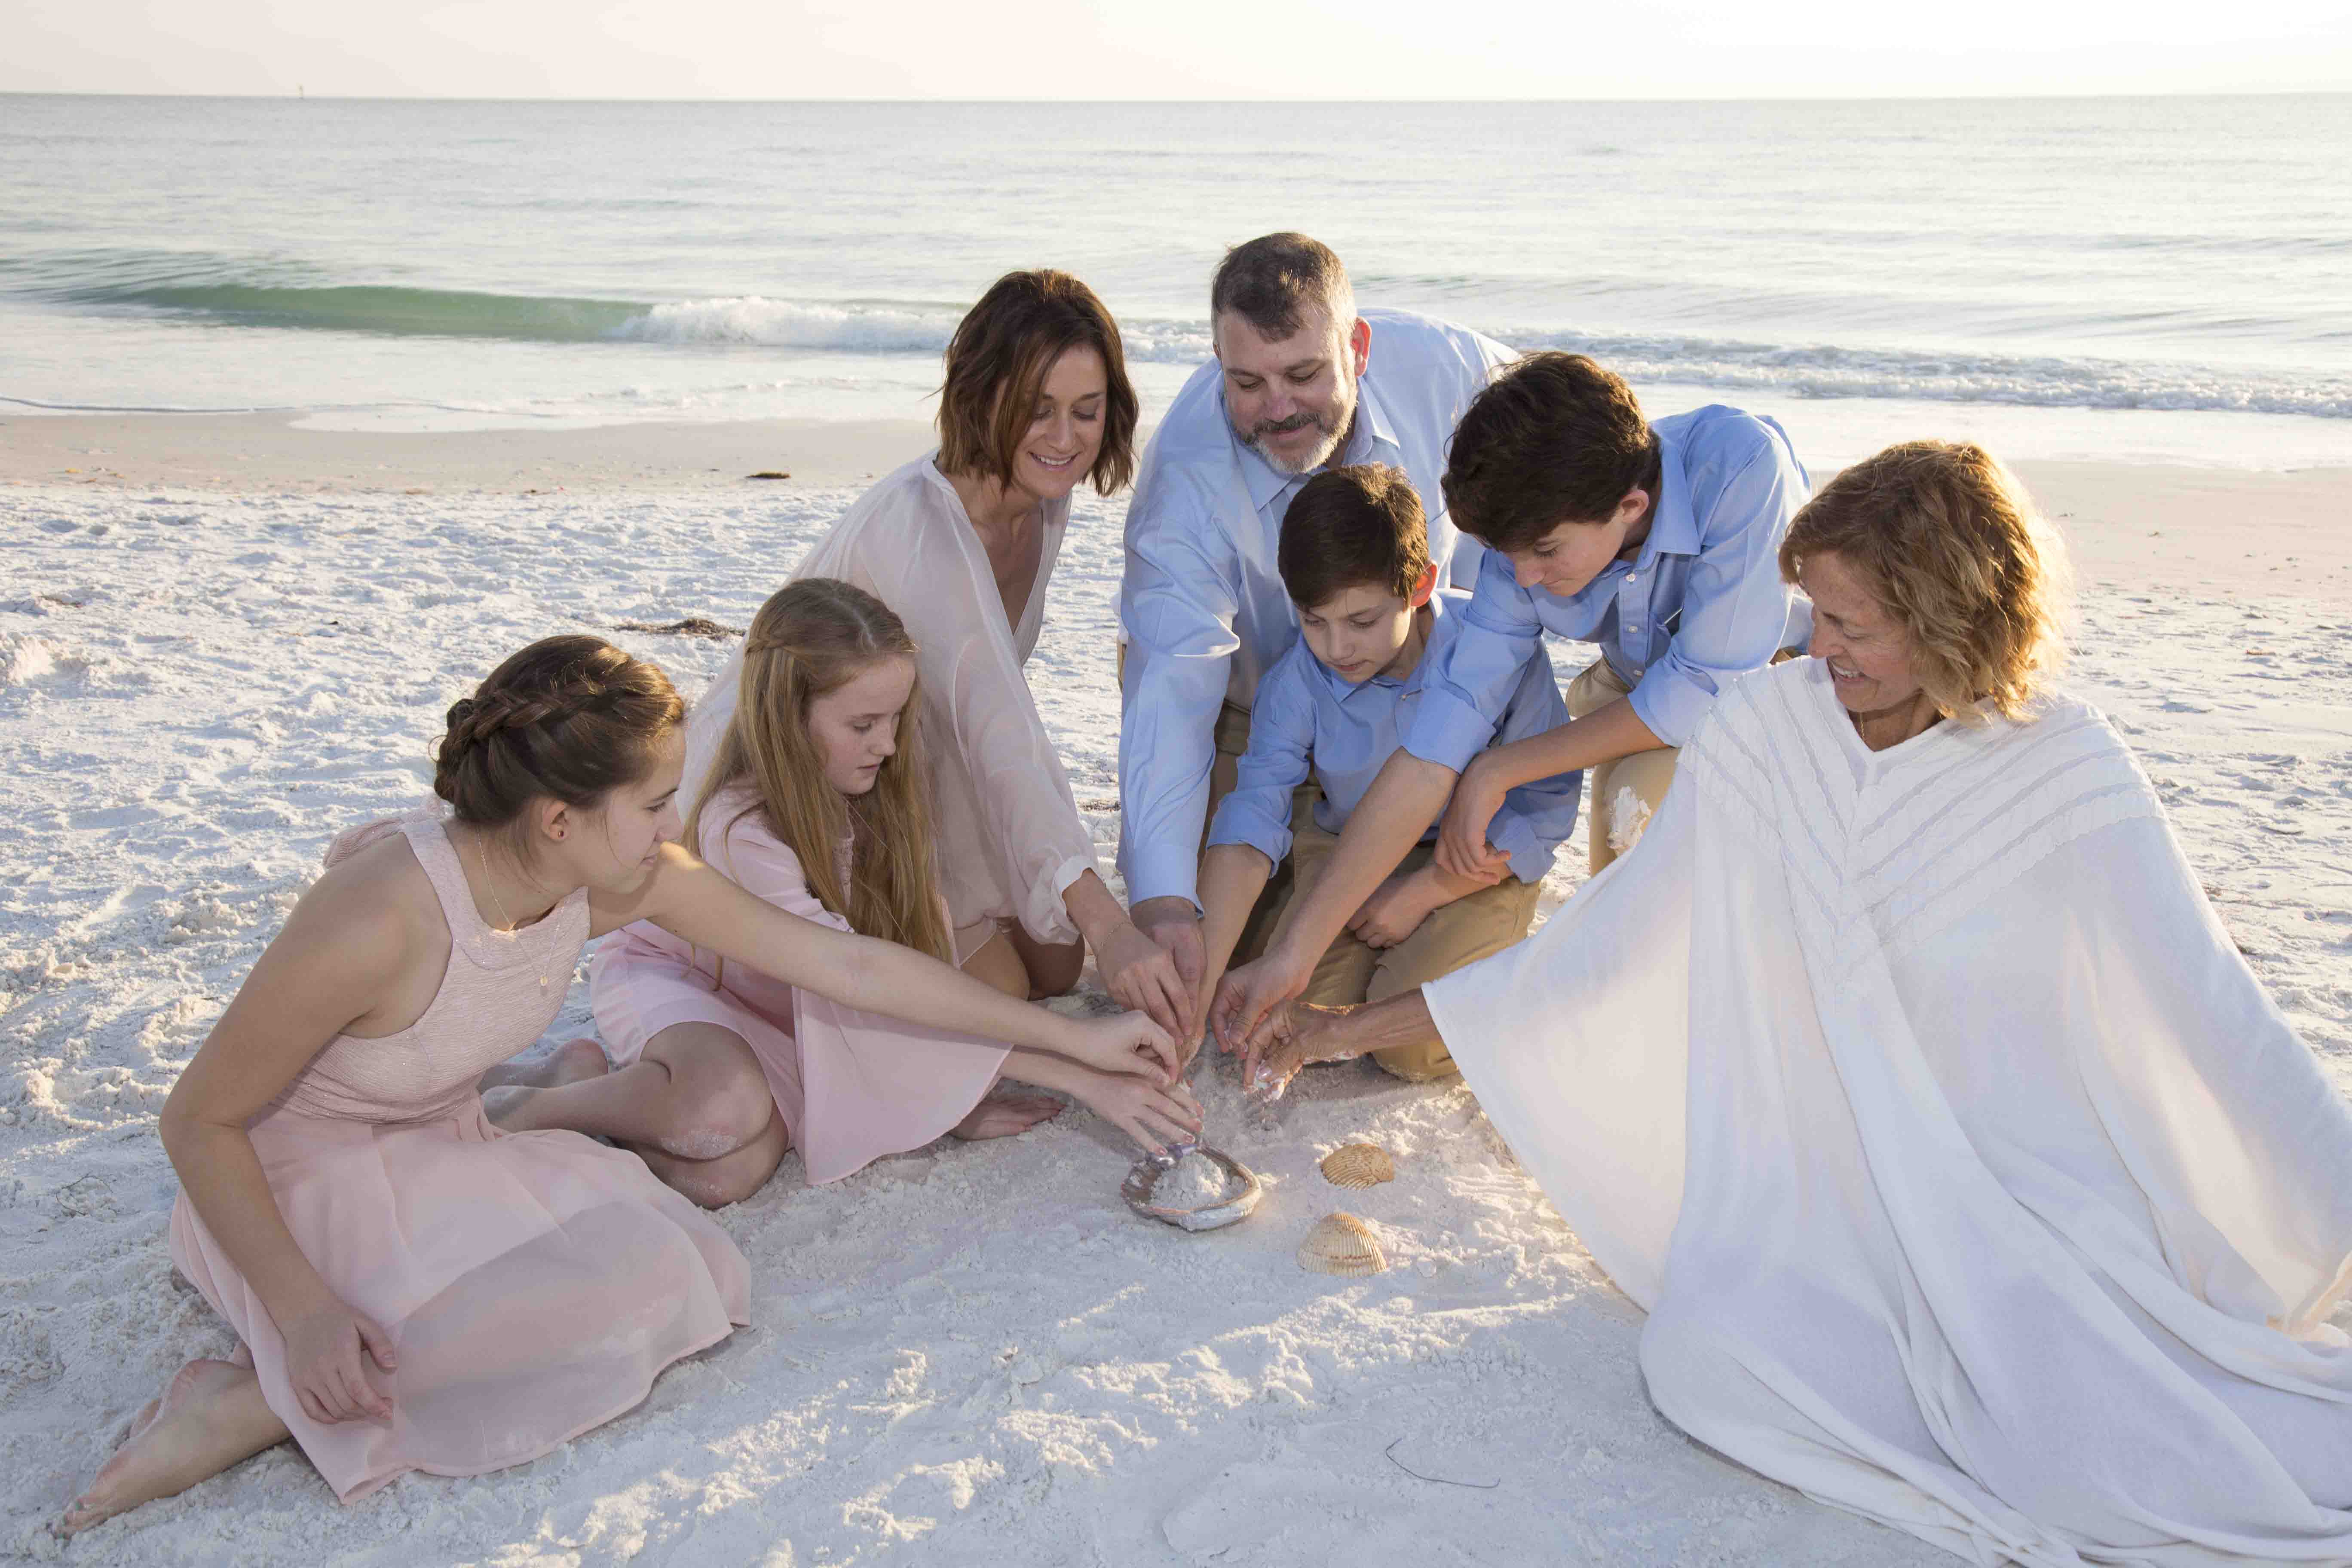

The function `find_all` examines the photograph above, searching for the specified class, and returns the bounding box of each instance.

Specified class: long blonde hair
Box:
[685,579,952,962]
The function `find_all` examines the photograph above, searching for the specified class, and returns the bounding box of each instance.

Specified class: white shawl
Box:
[1431,657,2352,1566]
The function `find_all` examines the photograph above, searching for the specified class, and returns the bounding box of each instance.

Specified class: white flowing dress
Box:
[1429,657,2352,1566]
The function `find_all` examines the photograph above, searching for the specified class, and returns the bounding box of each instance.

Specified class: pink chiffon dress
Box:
[589,784,1011,1184]
[168,809,750,1503]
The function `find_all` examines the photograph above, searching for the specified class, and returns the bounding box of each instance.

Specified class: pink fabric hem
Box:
[329,1315,744,1504]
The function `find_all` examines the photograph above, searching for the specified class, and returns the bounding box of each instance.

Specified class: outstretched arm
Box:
[1194,842,1276,1051]
[1240,989,1443,1102]
[609,845,1179,1083]
[1211,751,1456,1055]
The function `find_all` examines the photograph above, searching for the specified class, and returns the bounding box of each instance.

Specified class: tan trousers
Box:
[1271,814,1541,1081]
[1564,659,1680,876]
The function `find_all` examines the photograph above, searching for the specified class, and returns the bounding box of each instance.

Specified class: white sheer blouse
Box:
[684,455,1100,959]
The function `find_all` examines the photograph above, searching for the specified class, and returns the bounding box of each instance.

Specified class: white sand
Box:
[3,458,2347,1565]
[1153,1151,1234,1211]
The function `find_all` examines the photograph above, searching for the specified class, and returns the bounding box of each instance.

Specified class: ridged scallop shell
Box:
[1297,1212,1386,1277]
[1319,1142,1395,1189]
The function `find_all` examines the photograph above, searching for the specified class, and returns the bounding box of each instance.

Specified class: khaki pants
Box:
[1565,659,1679,876]
[1271,813,1541,1081]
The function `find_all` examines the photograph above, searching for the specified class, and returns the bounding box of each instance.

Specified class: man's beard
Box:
[1240,385,1358,477]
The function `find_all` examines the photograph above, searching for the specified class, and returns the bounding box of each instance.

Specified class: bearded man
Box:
[1117,233,1513,1022]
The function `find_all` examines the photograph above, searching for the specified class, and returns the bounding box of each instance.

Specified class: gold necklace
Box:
[469,829,558,990]
[469,831,519,932]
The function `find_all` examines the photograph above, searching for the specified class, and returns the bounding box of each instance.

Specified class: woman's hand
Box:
[1210,942,1314,1061]
[1346,872,1433,949]
[1434,759,1515,883]
[1066,1065,1204,1157]
[1242,1001,1360,1106]
[1063,1009,1182,1084]
[1094,919,1194,1042]
[281,1296,398,1426]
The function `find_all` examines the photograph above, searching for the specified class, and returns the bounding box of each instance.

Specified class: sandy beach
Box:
[3,426,2348,1565]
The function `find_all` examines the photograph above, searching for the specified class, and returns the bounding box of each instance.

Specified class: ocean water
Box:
[5,93,2350,465]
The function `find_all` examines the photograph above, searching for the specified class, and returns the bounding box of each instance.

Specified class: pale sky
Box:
[6,0,2349,99]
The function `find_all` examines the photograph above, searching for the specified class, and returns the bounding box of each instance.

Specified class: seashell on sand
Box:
[1122,1146,1263,1233]
[1297,1212,1387,1277]
[1319,1142,1395,1189]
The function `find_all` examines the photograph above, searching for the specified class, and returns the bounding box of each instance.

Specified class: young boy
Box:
[1194,463,1578,1081]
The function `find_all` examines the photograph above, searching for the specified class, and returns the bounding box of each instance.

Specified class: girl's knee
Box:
[676,1116,788,1209]
[661,1058,774,1157]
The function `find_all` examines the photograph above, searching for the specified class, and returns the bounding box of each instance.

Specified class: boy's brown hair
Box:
[1277,463,1430,609]
[937,269,1139,496]
[1442,352,1660,551]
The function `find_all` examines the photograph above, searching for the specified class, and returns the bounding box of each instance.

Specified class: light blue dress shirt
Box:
[1207,591,1579,886]
[1118,308,1516,910]
[1407,405,1810,776]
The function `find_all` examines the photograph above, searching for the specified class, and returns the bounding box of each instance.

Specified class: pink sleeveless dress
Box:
[591,785,1011,1185]
[168,809,750,1503]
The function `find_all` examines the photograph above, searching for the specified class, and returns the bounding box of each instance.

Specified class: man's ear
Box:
[1409,561,1439,608]
[1348,315,1371,378]
[1615,485,1650,527]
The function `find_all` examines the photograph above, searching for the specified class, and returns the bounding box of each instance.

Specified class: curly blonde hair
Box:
[1779,441,2070,724]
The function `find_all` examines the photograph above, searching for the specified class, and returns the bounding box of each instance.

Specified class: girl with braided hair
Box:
[65,633,1185,1532]
[487,582,1208,1206]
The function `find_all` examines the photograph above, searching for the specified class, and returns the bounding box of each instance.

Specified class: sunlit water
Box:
[5,93,2349,465]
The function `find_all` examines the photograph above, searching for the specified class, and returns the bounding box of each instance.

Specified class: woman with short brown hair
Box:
[687,270,1189,1033]
[1222,440,2352,1565]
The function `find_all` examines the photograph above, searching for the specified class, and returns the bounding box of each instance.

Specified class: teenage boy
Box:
[1214,353,1809,1052]
[1194,464,1577,1082]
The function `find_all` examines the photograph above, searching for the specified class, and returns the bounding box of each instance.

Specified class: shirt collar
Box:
[1232,374,1403,516]
[1637,422,1701,564]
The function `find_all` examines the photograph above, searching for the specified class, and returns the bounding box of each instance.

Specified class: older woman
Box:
[1224,442,2352,1565]
[689,270,1191,1035]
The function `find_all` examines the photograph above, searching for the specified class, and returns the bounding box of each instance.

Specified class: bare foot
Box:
[952,1093,1065,1141]
[478,1036,608,1092]
[482,1040,610,1131]
[61,1359,288,1534]
[113,1393,164,1448]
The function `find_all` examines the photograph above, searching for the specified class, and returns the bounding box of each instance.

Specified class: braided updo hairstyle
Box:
[432,635,685,848]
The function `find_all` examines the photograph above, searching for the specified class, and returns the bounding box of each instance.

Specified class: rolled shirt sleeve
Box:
[1118,464,1243,910]
[1405,547,1546,774]
[1204,649,1316,870]
[1624,439,1806,747]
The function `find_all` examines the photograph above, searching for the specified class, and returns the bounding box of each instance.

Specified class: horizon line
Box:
[5,87,2349,105]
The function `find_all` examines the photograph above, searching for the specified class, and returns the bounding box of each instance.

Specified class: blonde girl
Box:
[487,582,1204,1207]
